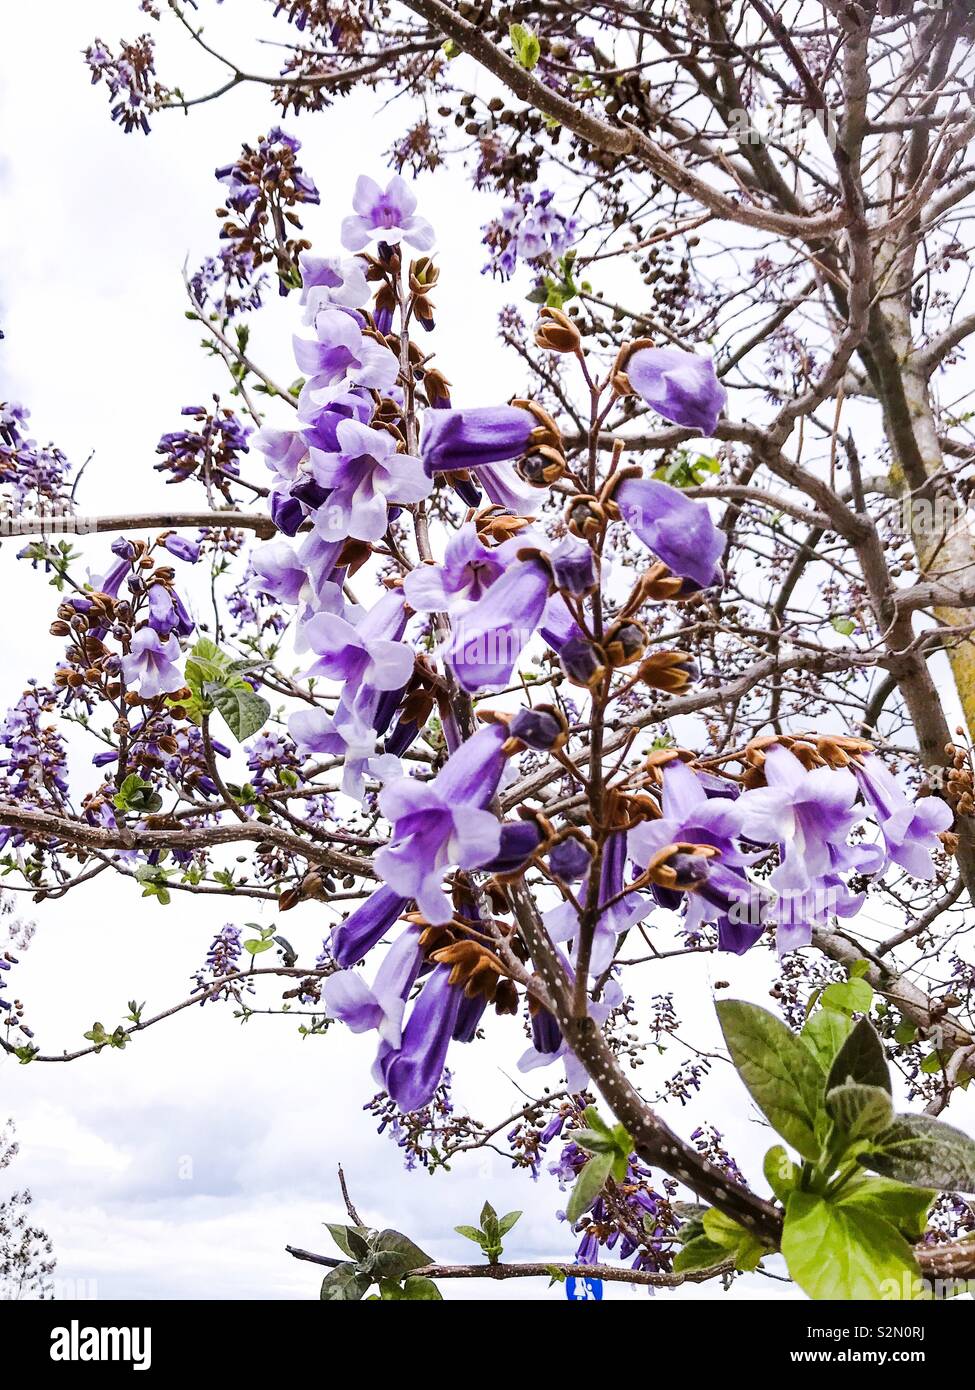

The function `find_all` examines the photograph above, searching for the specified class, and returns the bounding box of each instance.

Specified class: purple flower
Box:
[854,754,953,880]
[300,589,414,716]
[121,628,184,699]
[443,553,551,692]
[402,524,507,614]
[252,426,307,488]
[161,534,201,564]
[294,309,398,410]
[624,346,726,435]
[299,253,370,320]
[545,833,655,975]
[323,927,423,1050]
[249,539,308,606]
[331,884,410,968]
[614,476,723,589]
[341,175,435,253]
[374,724,509,924]
[378,964,462,1110]
[421,404,533,476]
[309,417,430,542]
[739,745,867,897]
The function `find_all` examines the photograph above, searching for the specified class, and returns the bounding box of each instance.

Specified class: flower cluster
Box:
[213,129,320,298]
[250,178,958,1120]
[482,189,579,278]
[84,34,165,135]
[0,402,72,509]
[155,404,251,500]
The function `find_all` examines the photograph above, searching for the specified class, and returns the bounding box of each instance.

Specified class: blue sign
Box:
[565,1275,604,1301]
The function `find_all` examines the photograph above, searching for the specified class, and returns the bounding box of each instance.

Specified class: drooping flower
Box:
[121,628,184,699]
[323,926,423,1050]
[443,553,551,692]
[614,476,724,589]
[545,833,655,976]
[331,884,411,968]
[341,174,435,253]
[377,963,463,1110]
[374,724,509,924]
[421,404,534,476]
[853,754,953,880]
[308,417,430,542]
[623,346,726,435]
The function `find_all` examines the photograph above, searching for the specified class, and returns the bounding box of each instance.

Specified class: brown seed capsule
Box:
[534,306,582,354]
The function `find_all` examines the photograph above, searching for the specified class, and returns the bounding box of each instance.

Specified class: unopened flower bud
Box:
[604,621,648,668]
[565,495,606,540]
[559,635,604,688]
[508,704,568,752]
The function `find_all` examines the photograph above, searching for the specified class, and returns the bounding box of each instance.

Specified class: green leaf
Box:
[400,1276,443,1300]
[863,1114,975,1192]
[826,1016,891,1094]
[701,1208,765,1272]
[836,1175,935,1241]
[206,682,270,742]
[802,1008,854,1072]
[370,1229,431,1276]
[497,1210,522,1236]
[821,978,874,1016]
[781,1191,920,1300]
[454,1224,485,1246]
[831,616,856,636]
[672,1235,729,1274]
[243,937,274,955]
[508,22,541,69]
[763,1144,799,1203]
[716,1000,825,1161]
[324,1223,371,1258]
[572,1127,616,1155]
[826,1082,894,1145]
[320,1262,371,1301]
[566,1150,613,1224]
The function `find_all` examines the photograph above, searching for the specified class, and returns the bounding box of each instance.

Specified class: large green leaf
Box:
[863,1114,975,1192]
[320,1262,371,1301]
[717,1000,825,1161]
[324,1222,372,1259]
[826,1082,894,1146]
[206,681,271,742]
[781,1191,920,1300]
[801,1008,853,1072]
[836,1175,935,1241]
[826,1016,891,1094]
[368,1228,432,1277]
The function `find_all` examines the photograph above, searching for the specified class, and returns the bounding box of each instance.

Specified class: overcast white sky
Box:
[1,0,968,1304]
